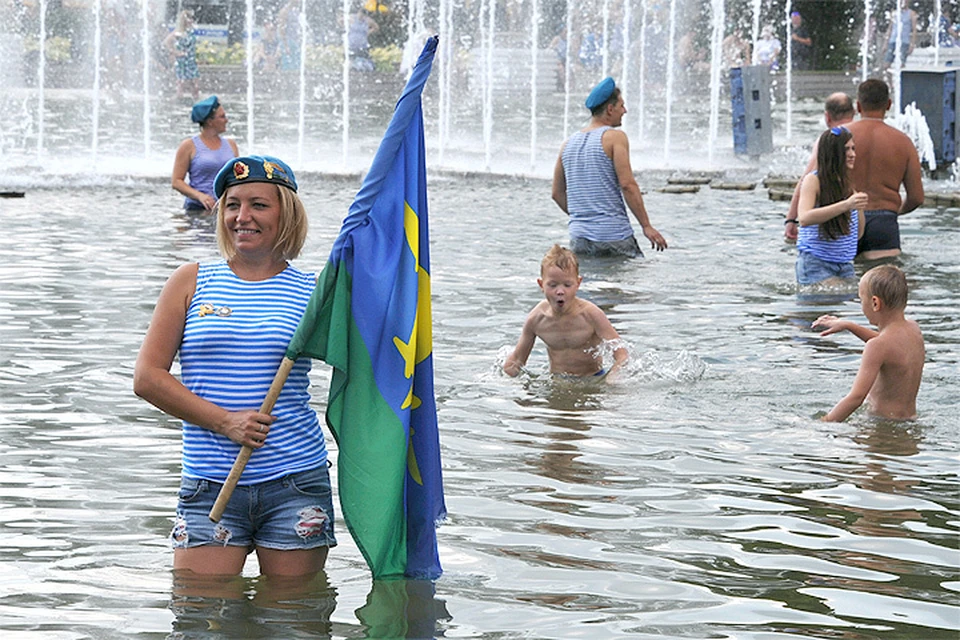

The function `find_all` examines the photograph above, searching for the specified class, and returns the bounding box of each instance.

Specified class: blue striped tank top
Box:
[185,135,236,208]
[179,261,327,484]
[562,126,634,242]
[797,207,859,263]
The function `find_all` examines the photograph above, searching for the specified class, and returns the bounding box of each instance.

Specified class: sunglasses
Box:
[830,126,849,136]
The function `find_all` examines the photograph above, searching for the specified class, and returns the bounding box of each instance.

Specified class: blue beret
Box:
[585,77,616,110]
[191,95,220,123]
[214,155,298,198]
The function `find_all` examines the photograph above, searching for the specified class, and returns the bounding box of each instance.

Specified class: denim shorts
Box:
[171,467,337,551]
[795,250,856,285]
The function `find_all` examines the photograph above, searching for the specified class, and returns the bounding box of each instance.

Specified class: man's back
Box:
[847,119,923,213]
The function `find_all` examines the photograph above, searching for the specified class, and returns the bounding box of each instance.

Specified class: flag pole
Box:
[208,356,297,522]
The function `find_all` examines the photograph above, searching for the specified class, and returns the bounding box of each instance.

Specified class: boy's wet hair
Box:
[864,264,908,310]
[541,244,579,275]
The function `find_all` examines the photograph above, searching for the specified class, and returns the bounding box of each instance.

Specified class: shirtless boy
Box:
[813,264,924,422]
[504,245,627,378]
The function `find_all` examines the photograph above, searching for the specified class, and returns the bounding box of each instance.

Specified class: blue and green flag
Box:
[285,36,444,579]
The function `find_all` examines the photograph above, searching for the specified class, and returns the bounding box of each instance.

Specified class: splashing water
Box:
[594,340,708,383]
[626,348,708,383]
[494,340,707,385]
[896,103,938,171]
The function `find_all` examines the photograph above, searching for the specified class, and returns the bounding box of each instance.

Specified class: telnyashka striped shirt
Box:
[179,261,326,484]
[562,126,634,242]
[798,209,860,264]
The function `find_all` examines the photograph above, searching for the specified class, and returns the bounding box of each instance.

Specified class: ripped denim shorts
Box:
[171,467,337,551]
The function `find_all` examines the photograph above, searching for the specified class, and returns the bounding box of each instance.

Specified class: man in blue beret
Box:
[551,77,667,258]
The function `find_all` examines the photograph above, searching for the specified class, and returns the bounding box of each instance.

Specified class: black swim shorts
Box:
[857,210,901,254]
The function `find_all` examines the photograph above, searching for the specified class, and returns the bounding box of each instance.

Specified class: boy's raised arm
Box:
[813,315,879,342]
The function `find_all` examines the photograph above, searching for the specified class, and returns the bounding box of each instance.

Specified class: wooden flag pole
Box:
[208,357,296,522]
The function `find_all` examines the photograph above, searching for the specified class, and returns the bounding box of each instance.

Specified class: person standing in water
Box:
[504,245,628,378]
[135,155,337,577]
[795,126,867,287]
[784,92,856,241]
[846,78,924,260]
[551,77,668,258]
[813,264,924,422]
[171,96,240,211]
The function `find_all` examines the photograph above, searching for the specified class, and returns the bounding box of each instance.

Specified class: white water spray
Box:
[91,0,102,161]
[784,3,792,140]
[37,0,46,158]
[141,0,151,158]
[245,0,254,149]
[663,0,677,161]
[708,0,724,165]
[529,0,539,169]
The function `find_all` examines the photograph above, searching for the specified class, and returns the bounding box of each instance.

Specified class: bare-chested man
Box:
[813,264,925,422]
[504,245,627,378]
[846,78,924,260]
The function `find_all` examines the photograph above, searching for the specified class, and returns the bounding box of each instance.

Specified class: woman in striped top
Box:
[135,155,336,579]
[795,126,867,287]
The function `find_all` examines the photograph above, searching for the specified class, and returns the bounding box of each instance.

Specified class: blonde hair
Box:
[216,185,308,261]
[864,264,908,311]
[540,244,579,276]
[175,9,194,34]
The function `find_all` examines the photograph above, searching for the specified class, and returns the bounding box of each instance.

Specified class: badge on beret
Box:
[232,161,250,181]
[263,161,283,180]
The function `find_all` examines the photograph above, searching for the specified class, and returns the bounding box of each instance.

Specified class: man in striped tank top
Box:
[551,77,668,258]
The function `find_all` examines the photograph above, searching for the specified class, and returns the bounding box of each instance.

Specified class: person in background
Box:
[846,78,924,260]
[790,11,813,70]
[135,155,337,578]
[254,20,282,73]
[722,26,752,69]
[785,92,856,241]
[551,77,668,258]
[165,9,201,100]
[348,8,380,71]
[550,26,568,91]
[279,0,303,71]
[678,29,709,74]
[171,96,240,211]
[813,264,924,422]
[795,126,867,287]
[883,3,917,69]
[938,8,958,47]
[754,24,782,70]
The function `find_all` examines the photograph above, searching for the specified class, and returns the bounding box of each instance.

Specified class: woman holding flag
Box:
[134,155,336,577]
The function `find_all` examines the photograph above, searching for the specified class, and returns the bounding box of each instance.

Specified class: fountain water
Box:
[0,0,951,181]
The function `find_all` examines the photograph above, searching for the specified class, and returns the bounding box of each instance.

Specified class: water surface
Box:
[0,175,957,638]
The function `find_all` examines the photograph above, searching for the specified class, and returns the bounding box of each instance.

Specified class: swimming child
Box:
[504,244,627,378]
[813,264,925,422]
[795,126,868,287]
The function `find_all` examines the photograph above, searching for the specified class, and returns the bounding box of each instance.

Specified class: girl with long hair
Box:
[795,126,867,286]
